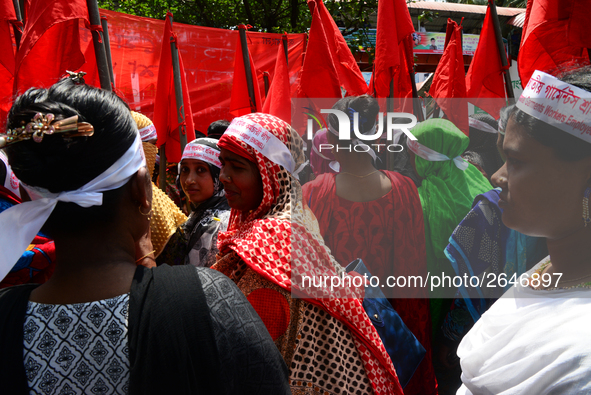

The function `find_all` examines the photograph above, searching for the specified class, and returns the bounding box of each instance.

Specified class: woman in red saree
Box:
[212,112,403,394]
[302,96,438,395]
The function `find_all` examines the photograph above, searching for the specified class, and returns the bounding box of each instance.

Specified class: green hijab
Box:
[412,119,492,274]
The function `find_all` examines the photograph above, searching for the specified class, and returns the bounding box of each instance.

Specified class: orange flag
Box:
[297,1,341,99]
[230,26,262,117]
[262,40,291,123]
[518,0,590,87]
[430,19,468,135]
[465,2,506,119]
[314,0,367,96]
[153,12,196,163]
[369,0,414,98]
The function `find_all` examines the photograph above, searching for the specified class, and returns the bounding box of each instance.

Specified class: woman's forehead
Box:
[181,158,209,167]
[504,118,553,159]
[219,147,251,164]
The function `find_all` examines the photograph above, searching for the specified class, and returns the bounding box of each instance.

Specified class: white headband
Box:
[327,123,379,163]
[407,139,469,171]
[180,140,222,169]
[225,117,295,174]
[0,151,20,197]
[517,70,591,142]
[469,118,498,134]
[0,133,146,282]
[138,124,158,142]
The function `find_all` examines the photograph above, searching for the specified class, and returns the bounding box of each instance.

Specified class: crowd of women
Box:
[0,65,590,395]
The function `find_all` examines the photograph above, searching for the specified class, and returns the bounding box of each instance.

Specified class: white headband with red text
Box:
[181,139,222,168]
[516,70,591,143]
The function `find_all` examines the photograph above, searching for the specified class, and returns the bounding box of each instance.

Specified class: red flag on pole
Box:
[229,26,262,117]
[262,42,291,123]
[296,1,341,99]
[153,12,195,163]
[14,0,89,93]
[430,19,469,135]
[0,0,17,128]
[465,4,506,119]
[518,0,590,87]
[313,0,367,96]
[369,0,414,98]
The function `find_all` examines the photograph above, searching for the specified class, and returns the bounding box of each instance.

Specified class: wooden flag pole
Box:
[11,0,22,50]
[238,25,258,112]
[263,72,270,96]
[86,0,112,91]
[488,0,515,99]
[168,14,188,153]
[159,147,167,192]
[100,16,115,84]
[282,34,289,65]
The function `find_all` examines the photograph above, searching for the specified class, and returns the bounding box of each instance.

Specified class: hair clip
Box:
[66,70,87,84]
[0,113,94,148]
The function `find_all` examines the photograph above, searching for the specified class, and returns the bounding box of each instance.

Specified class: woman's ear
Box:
[131,167,152,212]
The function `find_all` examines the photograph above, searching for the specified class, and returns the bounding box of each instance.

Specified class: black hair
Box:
[4,78,138,235]
[327,95,380,136]
[207,120,230,140]
[0,160,6,188]
[509,67,591,161]
[6,78,136,191]
[467,113,503,178]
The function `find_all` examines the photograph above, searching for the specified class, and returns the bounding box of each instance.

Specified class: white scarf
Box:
[0,133,146,281]
[457,257,591,395]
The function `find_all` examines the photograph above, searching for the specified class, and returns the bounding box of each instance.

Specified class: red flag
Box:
[313,0,367,96]
[14,0,89,93]
[262,41,291,123]
[518,0,590,87]
[430,19,469,135]
[153,12,196,163]
[465,3,506,119]
[296,1,341,99]
[369,0,414,98]
[229,26,262,117]
[0,0,17,128]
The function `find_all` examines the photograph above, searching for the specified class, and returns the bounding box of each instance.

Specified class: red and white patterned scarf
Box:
[217,113,402,395]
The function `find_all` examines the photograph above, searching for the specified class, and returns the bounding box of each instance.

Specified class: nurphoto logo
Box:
[306,110,418,153]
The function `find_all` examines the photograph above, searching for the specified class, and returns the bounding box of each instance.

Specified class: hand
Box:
[135,225,156,268]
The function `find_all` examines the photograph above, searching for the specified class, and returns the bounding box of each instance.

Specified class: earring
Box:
[139,206,153,221]
[583,187,591,227]
[227,176,231,182]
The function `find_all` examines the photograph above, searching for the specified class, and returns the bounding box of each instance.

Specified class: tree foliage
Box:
[98,0,381,33]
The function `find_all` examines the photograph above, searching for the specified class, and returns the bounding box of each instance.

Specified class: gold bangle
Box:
[135,250,156,263]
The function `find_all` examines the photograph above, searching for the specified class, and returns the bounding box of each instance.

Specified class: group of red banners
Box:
[0,0,590,162]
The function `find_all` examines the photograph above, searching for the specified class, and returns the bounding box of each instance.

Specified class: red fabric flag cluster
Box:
[518,0,590,88]
[297,0,368,99]
[0,0,17,129]
[430,19,468,135]
[262,39,291,123]
[465,1,506,119]
[314,0,367,96]
[14,0,89,93]
[153,12,196,163]
[296,1,341,99]
[369,0,415,100]
[230,25,262,117]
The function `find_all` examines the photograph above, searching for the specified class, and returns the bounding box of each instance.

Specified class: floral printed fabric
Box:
[23,294,130,394]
